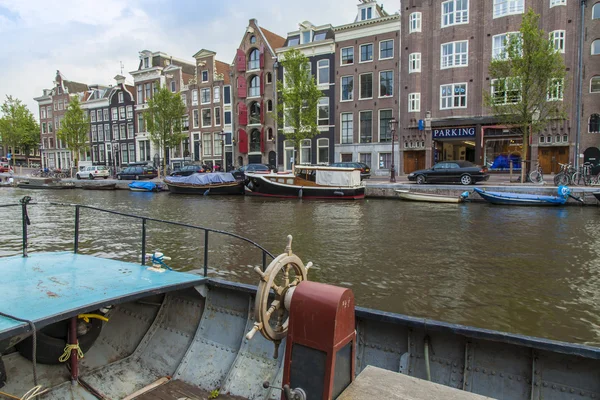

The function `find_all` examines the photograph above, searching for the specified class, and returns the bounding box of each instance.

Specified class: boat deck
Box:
[137,379,246,400]
[0,252,206,341]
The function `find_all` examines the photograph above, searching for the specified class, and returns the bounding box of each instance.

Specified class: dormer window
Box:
[202,70,209,82]
[301,30,312,44]
[144,57,149,68]
[361,6,373,20]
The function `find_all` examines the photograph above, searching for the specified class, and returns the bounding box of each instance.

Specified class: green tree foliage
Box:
[273,49,323,166]
[484,8,566,180]
[57,96,90,172]
[0,96,40,165]
[144,86,187,176]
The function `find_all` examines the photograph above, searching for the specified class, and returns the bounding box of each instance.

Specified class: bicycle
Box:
[571,162,594,186]
[528,161,544,184]
[553,162,575,186]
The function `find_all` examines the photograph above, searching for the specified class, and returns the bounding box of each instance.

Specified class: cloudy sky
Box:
[0,0,399,118]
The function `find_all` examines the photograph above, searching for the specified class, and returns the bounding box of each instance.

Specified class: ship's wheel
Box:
[246,235,311,358]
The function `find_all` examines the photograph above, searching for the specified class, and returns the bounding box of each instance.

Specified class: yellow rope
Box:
[78,313,109,323]
[0,390,21,399]
[58,342,84,362]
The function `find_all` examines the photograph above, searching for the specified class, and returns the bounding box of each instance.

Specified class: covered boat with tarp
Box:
[473,186,582,206]
[245,165,365,199]
[163,172,244,195]
[128,181,160,192]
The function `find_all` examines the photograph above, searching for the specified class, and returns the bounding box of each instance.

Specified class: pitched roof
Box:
[260,26,286,53]
[63,80,89,94]
[215,61,231,84]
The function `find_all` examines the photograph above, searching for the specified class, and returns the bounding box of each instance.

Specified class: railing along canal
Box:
[1,196,275,276]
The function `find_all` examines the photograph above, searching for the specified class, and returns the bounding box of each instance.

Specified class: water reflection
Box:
[0,188,599,346]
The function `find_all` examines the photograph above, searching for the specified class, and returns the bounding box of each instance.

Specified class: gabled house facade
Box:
[276,21,335,170]
[232,19,285,168]
[107,76,136,169]
[81,85,110,168]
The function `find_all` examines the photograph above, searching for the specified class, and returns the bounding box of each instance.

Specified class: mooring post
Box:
[69,316,78,383]
[74,206,80,254]
[20,196,31,257]
[203,231,209,277]
[141,218,147,266]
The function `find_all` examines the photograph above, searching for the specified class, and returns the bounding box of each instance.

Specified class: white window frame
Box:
[214,107,221,126]
[441,40,469,69]
[248,76,261,98]
[111,108,118,121]
[90,111,96,123]
[379,70,394,98]
[440,83,468,110]
[550,30,566,53]
[359,110,373,144]
[118,92,124,103]
[201,70,209,83]
[409,12,422,33]
[493,0,524,18]
[359,73,373,100]
[317,97,329,127]
[341,113,353,144]
[441,0,469,28]
[103,109,109,121]
[127,123,134,139]
[594,3,600,20]
[200,88,211,104]
[591,76,600,93]
[341,46,354,66]
[492,32,520,60]
[192,89,198,106]
[170,81,176,92]
[300,139,312,164]
[341,75,354,102]
[409,53,421,73]
[379,40,394,60]
[547,78,564,101]
[593,40,600,55]
[317,138,329,164]
[408,93,421,112]
[193,109,199,128]
[550,0,566,7]
[213,86,221,103]
[119,106,126,120]
[490,78,521,105]
[359,43,374,63]
[126,106,133,119]
[317,60,330,86]
[201,108,212,128]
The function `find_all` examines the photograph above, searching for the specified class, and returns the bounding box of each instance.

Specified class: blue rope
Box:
[151,254,172,270]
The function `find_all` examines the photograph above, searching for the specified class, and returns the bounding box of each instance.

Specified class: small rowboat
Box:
[395,190,468,203]
[82,183,116,190]
[473,186,582,206]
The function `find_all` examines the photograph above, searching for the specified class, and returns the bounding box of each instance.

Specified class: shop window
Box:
[484,138,523,171]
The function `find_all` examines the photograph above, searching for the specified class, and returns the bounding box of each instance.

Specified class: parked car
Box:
[408,161,489,185]
[231,164,271,180]
[0,163,13,173]
[170,165,208,177]
[76,166,109,180]
[117,165,158,180]
[329,162,371,180]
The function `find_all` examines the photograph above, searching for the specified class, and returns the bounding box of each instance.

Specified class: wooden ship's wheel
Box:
[246,235,312,358]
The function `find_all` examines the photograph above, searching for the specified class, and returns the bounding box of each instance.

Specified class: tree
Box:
[57,96,89,173]
[0,96,39,165]
[484,8,567,182]
[273,48,323,168]
[144,86,187,176]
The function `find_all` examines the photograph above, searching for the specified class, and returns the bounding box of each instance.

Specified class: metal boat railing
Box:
[0,196,275,276]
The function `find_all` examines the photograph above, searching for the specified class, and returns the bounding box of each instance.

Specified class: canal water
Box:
[1,188,599,347]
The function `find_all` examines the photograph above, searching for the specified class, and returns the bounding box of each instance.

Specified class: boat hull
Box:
[395,190,463,203]
[593,192,600,202]
[245,176,365,200]
[82,184,116,190]
[474,187,567,205]
[165,181,244,195]
[16,183,74,190]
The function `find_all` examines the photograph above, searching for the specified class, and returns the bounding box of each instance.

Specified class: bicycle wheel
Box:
[572,172,583,186]
[554,173,569,186]
[529,170,542,184]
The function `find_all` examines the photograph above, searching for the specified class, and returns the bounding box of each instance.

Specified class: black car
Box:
[231,164,271,180]
[408,161,489,185]
[170,165,207,177]
[329,162,371,180]
[117,165,158,180]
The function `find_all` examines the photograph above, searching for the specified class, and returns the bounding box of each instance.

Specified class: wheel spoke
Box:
[271,283,284,296]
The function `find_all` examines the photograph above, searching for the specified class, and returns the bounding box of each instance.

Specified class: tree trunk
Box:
[163,146,169,178]
[521,127,530,184]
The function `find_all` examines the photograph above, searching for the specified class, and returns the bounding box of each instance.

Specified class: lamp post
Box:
[112,142,119,178]
[39,144,44,170]
[216,131,226,172]
[389,117,398,183]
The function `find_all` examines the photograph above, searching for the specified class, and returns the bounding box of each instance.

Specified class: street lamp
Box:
[216,131,226,172]
[112,142,119,178]
[388,117,398,183]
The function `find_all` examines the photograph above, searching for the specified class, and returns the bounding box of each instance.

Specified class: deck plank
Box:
[135,380,246,400]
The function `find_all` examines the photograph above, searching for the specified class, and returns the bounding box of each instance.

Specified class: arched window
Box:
[249,102,261,125]
[591,76,600,93]
[266,72,272,84]
[248,75,260,97]
[267,128,274,141]
[593,2,600,19]
[592,39,600,55]
[249,129,261,152]
[590,114,600,133]
[300,139,312,164]
[248,49,260,70]
[266,100,273,112]
[250,35,257,44]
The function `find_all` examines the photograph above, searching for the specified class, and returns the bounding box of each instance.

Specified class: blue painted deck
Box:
[0,252,206,340]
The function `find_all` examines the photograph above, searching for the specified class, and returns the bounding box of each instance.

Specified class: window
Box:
[360,44,373,62]
[249,130,261,153]
[202,71,209,82]
[224,111,232,125]
[143,57,149,68]
[589,114,600,133]
[202,109,212,127]
[491,78,521,104]
[214,107,221,126]
[90,111,96,123]
[214,87,220,103]
[359,73,373,99]
[359,153,371,168]
[359,111,372,143]
[493,0,524,18]
[380,40,394,59]
[317,138,329,164]
[214,133,223,156]
[96,110,102,122]
[248,76,260,97]
[379,153,392,169]
[137,114,144,132]
[361,6,373,21]
[121,145,128,164]
[103,109,109,121]
[409,53,421,73]
[288,37,300,46]
[341,47,354,65]
[119,107,126,120]
[104,124,110,140]
[593,40,600,55]
[192,89,198,105]
[47,107,52,118]
[266,72,272,84]
[341,76,354,101]
[539,135,545,143]
[126,123,133,139]
[116,92,123,103]
[266,100,273,112]
[314,31,326,42]
[409,12,422,33]
[550,30,565,53]
[591,76,600,93]
[224,86,231,104]
[317,60,329,85]
[318,98,329,126]
[137,85,143,104]
[200,88,210,104]
[111,108,118,120]
[248,49,260,70]
[341,113,353,144]
[48,122,53,133]
[123,105,133,120]
[550,0,566,6]
[42,122,46,133]
[58,101,63,111]
[145,83,151,102]
[594,3,600,19]
[442,0,469,27]
[120,124,126,139]
[249,102,261,125]
[441,41,468,68]
[98,125,104,142]
[182,116,189,130]
[440,83,467,109]
[91,125,97,142]
[379,110,393,142]
[380,71,394,97]
[492,32,520,59]
[408,93,421,112]
[300,139,311,164]
[547,78,564,101]
[193,110,199,128]
[250,35,256,44]
[113,125,119,140]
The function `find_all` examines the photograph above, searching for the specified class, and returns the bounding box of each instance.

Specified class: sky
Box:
[0,0,399,119]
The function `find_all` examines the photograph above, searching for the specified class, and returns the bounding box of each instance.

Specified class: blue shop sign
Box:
[433,127,476,139]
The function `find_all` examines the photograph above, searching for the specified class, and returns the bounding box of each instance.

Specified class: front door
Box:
[268,151,276,168]
[403,151,425,174]
[538,147,569,174]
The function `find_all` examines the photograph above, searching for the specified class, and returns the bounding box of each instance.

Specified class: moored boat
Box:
[128,181,161,192]
[473,186,579,205]
[81,183,116,190]
[17,179,75,190]
[244,165,365,200]
[395,189,469,203]
[163,172,244,195]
